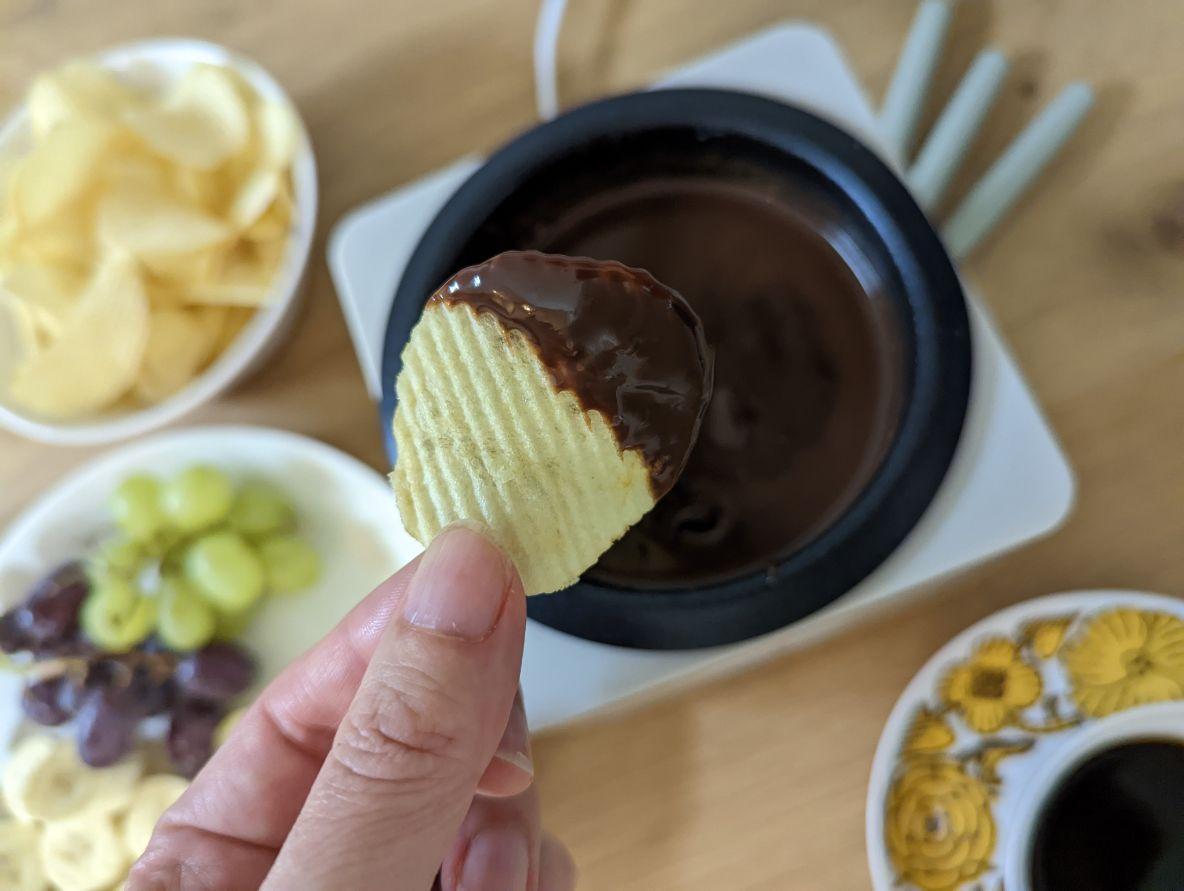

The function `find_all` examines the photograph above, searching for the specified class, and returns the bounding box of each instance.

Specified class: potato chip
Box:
[184,252,273,306]
[175,167,231,214]
[139,246,224,286]
[11,118,112,225]
[134,306,223,402]
[124,64,249,169]
[0,54,300,417]
[243,182,292,242]
[392,302,658,595]
[254,100,301,170]
[8,253,149,417]
[9,210,96,273]
[28,62,138,141]
[98,180,229,257]
[0,291,39,361]
[0,264,80,341]
[227,168,280,230]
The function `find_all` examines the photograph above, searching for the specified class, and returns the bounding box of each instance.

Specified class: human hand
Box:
[128,525,576,890]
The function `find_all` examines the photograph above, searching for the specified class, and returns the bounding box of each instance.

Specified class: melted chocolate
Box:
[429,251,712,496]
[529,176,905,585]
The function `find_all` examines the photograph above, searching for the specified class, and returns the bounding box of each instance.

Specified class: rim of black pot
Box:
[380,88,971,650]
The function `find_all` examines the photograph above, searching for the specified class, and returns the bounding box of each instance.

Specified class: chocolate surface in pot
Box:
[532,177,906,586]
[430,250,712,496]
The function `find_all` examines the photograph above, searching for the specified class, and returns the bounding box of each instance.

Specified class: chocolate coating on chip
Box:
[429,251,712,496]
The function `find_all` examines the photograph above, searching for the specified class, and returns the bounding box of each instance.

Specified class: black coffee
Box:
[1030,740,1184,891]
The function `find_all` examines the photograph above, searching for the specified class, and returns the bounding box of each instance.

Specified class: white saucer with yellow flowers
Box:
[866,591,1184,891]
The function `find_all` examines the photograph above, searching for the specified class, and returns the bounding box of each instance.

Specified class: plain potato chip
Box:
[8,254,149,417]
[243,182,292,242]
[124,64,249,169]
[0,55,300,416]
[0,264,81,342]
[185,243,277,306]
[98,181,229,257]
[227,168,280,230]
[11,118,112,225]
[391,302,657,595]
[0,291,39,362]
[254,100,300,170]
[1,210,95,276]
[175,167,230,214]
[134,306,223,402]
[28,63,138,141]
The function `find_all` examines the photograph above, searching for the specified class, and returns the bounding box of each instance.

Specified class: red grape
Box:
[0,608,30,653]
[21,676,73,726]
[174,643,256,702]
[75,688,137,767]
[128,665,177,717]
[167,700,223,777]
[6,563,92,656]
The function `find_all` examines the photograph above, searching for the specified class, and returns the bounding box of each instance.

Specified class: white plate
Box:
[866,590,1184,891]
[0,425,422,751]
[0,39,319,445]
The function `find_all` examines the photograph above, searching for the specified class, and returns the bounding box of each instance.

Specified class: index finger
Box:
[131,557,421,888]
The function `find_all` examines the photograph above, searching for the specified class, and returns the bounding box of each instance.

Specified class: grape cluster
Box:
[0,465,315,775]
[2,564,256,773]
[87,465,321,653]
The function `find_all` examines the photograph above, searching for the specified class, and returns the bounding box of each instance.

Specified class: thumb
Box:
[263,524,526,890]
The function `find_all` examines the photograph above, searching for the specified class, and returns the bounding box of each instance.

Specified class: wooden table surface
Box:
[3,1,1183,888]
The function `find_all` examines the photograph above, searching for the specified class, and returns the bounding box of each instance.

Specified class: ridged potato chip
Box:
[393,302,657,595]
[391,252,712,595]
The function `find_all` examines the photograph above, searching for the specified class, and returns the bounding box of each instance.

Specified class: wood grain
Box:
[2,1,1183,888]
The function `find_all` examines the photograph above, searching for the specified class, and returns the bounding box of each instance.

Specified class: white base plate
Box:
[328,23,1075,731]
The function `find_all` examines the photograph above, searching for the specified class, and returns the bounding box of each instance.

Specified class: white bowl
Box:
[0,39,318,445]
[0,425,422,750]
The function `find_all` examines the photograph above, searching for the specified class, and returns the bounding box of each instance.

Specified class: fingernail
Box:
[480,690,534,796]
[460,825,530,891]
[495,690,533,777]
[402,524,512,641]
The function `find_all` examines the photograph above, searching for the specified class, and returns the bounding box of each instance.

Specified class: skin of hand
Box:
[127,524,577,891]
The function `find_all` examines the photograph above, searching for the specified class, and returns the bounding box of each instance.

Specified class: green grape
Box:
[257,535,321,594]
[162,465,234,532]
[80,581,156,653]
[90,536,146,578]
[213,604,257,642]
[156,576,217,651]
[184,531,265,612]
[227,481,296,538]
[111,475,165,542]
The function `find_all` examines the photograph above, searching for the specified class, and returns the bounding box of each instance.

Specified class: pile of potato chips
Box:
[0,59,301,419]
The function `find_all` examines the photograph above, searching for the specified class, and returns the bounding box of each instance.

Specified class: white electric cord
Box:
[534,0,570,120]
